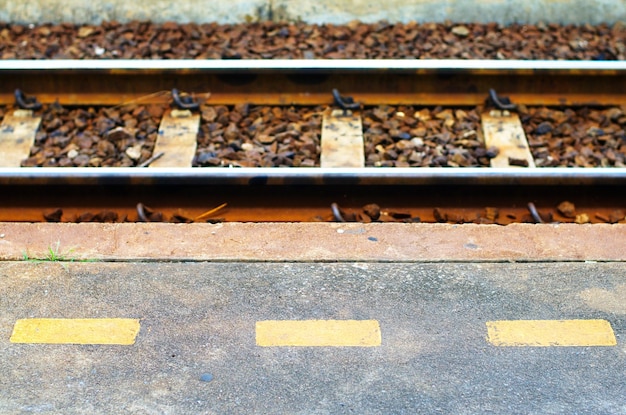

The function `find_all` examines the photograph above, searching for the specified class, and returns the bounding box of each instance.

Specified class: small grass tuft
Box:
[22,241,95,264]
[45,241,70,261]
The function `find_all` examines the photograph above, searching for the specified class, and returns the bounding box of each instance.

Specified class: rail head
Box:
[1,59,626,74]
[0,167,625,186]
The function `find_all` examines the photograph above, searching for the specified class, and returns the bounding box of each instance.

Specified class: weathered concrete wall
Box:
[275,0,626,25]
[0,0,624,25]
[0,0,267,24]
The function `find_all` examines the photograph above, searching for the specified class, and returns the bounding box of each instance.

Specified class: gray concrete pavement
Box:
[1,261,625,414]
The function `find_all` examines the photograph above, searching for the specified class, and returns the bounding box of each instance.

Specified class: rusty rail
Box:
[1,60,626,106]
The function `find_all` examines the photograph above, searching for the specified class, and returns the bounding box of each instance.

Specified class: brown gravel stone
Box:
[363,203,381,221]
[484,207,499,221]
[21,103,161,167]
[521,106,626,167]
[364,105,494,167]
[194,104,323,167]
[575,213,590,224]
[609,209,626,223]
[43,208,63,222]
[0,21,624,60]
[557,201,577,218]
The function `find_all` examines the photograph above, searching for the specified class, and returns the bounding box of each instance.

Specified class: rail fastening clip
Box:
[488,88,517,111]
[171,88,200,111]
[332,88,361,115]
[14,89,42,110]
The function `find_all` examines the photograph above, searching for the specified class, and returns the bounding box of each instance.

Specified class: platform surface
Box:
[1,260,625,414]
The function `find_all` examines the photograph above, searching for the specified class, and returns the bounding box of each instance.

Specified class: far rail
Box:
[1,60,626,106]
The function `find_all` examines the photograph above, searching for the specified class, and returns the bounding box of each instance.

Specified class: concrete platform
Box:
[1,261,625,414]
[1,223,625,412]
[1,222,625,262]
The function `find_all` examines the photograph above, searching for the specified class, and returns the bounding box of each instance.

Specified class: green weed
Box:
[22,241,95,263]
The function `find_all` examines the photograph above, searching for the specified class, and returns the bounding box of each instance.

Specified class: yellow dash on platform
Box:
[486,319,616,347]
[10,318,140,345]
[256,320,381,347]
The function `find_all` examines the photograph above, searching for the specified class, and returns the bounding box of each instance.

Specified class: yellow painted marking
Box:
[256,319,381,347]
[486,319,616,347]
[10,318,140,345]
[321,109,364,168]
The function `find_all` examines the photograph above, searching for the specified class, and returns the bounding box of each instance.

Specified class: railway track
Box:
[3,22,626,415]
[0,60,625,224]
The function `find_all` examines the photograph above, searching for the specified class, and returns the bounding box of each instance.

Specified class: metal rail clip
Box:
[488,88,517,111]
[14,89,42,110]
[171,88,199,111]
[332,88,360,115]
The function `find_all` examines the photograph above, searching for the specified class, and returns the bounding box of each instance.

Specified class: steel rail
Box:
[0,167,624,186]
[1,59,626,72]
[1,60,626,106]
